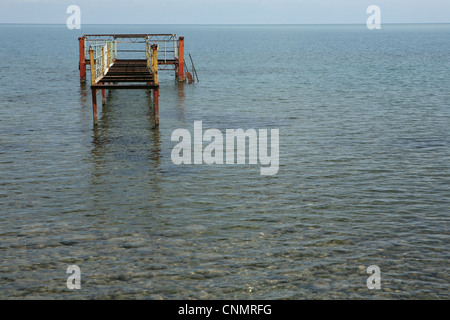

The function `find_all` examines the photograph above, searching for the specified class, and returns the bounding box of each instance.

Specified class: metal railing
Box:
[146,40,159,85]
[89,41,114,85]
[85,34,177,64]
[83,34,187,84]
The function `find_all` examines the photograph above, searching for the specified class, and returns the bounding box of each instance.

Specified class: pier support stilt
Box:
[81,34,187,127]
[177,37,185,82]
[78,37,86,83]
[153,88,159,126]
[92,89,98,125]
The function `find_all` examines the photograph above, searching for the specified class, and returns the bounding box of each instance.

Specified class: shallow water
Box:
[0,24,449,299]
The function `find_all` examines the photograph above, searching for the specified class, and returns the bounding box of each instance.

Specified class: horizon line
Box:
[1,22,450,26]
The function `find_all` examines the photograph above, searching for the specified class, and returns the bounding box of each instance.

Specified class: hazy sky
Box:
[1,0,450,24]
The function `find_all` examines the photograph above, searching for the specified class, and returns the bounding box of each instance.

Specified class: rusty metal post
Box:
[153,89,159,126]
[102,89,106,104]
[177,37,185,82]
[79,36,86,83]
[151,44,159,85]
[89,47,95,85]
[92,89,98,125]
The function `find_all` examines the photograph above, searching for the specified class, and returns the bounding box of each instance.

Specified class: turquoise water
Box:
[0,24,449,299]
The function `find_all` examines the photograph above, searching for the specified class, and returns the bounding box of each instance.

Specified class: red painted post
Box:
[177,37,185,82]
[92,89,98,125]
[79,36,86,83]
[153,88,159,125]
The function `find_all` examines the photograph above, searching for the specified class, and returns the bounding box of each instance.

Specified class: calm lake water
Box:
[0,24,449,299]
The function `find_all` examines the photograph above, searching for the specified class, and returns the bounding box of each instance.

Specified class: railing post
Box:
[174,35,178,60]
[101,46,105,77]
[114,37,118,60]
[151,44,159,85]
[107,42,111,67]
[177,36,185,82]
[89,47,95,85]
[110,41,113,65]
[164,41,167,62]
[78,36,86,83]
[146,39,150,69]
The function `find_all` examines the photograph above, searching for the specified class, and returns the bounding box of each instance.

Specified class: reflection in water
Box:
[91,90,161,164]
[176,80,186,122]
[145,88,159,130]
[2,24,450,300]
[146,89,162,165]
[90,89,162,204]
[79,82,88,105]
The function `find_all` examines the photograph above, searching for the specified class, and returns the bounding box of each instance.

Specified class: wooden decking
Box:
[92,59,158,90]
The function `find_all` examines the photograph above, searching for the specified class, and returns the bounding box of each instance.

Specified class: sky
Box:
[0,0,450,24]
